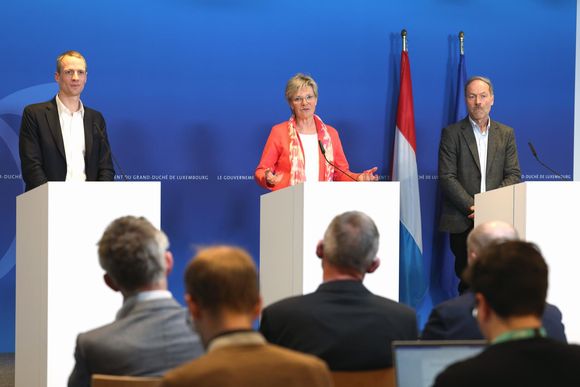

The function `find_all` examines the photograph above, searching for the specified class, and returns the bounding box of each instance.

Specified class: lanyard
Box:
[492,327,546,345]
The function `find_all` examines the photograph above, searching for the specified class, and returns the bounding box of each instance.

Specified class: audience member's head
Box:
[317,211,380,279]
[466,241,547,340]
[184,246,261,348]
[467,221,519,265]
[98,216,172,297]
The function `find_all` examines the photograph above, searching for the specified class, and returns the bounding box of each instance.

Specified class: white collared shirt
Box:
[133,289,172,303]
[56,94,86,182]
[469,116,490,193]
[298,132,319,182]
[116,290,173,320]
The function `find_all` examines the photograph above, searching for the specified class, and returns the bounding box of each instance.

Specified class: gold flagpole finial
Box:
[401,29,408,52]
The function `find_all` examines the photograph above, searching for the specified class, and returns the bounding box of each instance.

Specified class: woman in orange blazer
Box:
[255,73,378,191]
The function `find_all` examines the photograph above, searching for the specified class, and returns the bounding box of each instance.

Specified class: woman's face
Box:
[290,86,317,120]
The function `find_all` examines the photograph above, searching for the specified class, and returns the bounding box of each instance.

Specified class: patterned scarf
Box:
[288,114,334,186]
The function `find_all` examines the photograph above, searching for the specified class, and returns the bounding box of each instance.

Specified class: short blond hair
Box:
[56,50,87,73]
[285,73,318,104]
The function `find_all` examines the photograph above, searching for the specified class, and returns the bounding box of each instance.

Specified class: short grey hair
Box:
[323,211,379,273]
[465,75,494,96]
[98,216,168,294]
[467,221,519,258]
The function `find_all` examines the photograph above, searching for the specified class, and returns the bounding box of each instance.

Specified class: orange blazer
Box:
[255,121,359,190]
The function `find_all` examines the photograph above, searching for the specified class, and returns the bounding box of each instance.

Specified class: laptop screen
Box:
[392,340,486,387]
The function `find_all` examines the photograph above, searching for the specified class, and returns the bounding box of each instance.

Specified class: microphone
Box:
[318,140,357,182]
[528,142,567,181]
[94,123,128,181]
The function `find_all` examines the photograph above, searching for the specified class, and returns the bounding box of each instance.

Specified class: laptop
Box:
[392,340,487,387]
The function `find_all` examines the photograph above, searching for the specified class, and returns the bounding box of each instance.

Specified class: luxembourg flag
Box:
[392,50,427,307]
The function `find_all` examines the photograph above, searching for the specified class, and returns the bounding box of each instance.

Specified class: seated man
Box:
[422,221,566,342]
[259,211,418,370]
[433,241,580,387]
[68,216,203,387]
[161,246,332,387]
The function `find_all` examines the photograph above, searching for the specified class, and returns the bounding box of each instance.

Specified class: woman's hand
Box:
[265,169,284,186]
[357,167,379,182]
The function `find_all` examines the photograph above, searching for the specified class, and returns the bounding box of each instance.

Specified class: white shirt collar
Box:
[468,115,490,134]
[122,290,173,310]
[55,94,85,117]
[132,289,172,303]
[116,290,173,320]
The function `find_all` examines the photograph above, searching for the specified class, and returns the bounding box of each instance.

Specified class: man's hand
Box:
[468,205,475,219]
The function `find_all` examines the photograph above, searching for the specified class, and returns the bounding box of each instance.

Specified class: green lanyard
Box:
[492,327,547,345]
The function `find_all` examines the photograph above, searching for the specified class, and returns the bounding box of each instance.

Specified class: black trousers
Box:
[450,228,472,294]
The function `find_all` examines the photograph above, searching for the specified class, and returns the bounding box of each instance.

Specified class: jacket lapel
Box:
[46,99,66,159]
[84,110,93,162]
[460,118,481,172]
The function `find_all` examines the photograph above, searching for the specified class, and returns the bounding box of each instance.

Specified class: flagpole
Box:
[459,31,464,55]
[401,29,407,52]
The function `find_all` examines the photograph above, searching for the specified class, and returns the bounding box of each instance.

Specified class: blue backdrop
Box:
[0,0,576,352]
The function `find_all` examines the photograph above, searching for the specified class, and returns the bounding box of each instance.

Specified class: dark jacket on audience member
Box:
[259,280,418,371]
[433,338,580,387]
[421,291,567,342]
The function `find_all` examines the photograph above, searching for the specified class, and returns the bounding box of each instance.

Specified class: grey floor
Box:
[0,353,14,387]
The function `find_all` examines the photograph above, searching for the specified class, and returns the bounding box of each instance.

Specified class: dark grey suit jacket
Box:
[19,98,115,191]
[421,291,567,343]
[259,280,418,371]
[68,298,204,387]
[438,117,521,233]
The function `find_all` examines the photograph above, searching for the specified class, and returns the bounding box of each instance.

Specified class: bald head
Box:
[467,221,519,264]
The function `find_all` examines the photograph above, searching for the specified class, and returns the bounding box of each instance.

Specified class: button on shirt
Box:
[56,95,86,182]
[469,116,490,193]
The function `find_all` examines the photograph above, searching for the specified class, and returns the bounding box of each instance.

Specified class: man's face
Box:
[465,79,494,124]
[55,55,87,98]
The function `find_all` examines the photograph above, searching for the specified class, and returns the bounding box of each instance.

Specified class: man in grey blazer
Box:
[68,216,203,387]
[438,76,521,292]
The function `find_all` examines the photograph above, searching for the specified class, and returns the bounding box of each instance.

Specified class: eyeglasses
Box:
[292,95,315,104]
[62,69,87,77]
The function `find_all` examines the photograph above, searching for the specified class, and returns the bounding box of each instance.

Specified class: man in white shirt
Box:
[438,76,521,293]
[19,50,115,191]
[68,216,204,387]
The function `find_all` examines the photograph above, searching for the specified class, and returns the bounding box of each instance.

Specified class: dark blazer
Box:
[259,280,418,371]
[19,98,115,191]
[68,298,204,387]
[433,338,580,387]
[421,292,567,343]
[438,117,521,233]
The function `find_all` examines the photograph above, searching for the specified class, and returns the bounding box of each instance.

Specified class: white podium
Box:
[475,181,580,343]
[15,182,161,387]
[259,182,400,307]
